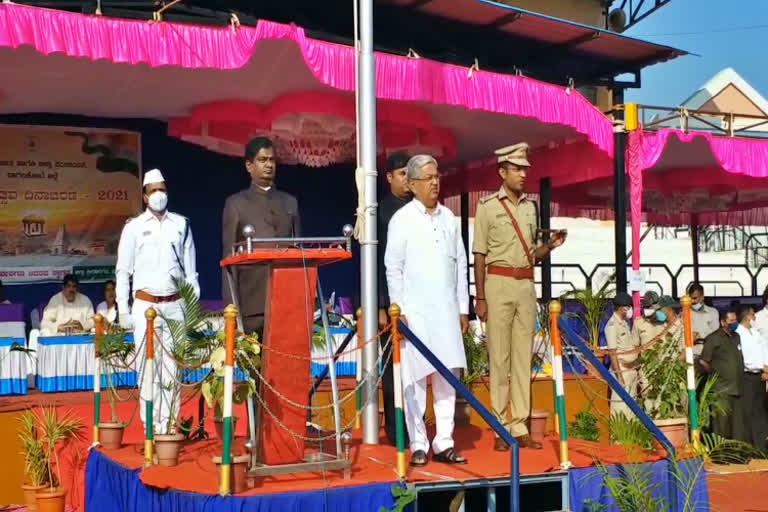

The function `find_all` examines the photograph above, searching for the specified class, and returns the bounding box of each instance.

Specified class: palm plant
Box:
[96,330,134,424]
[18,410,48,488]
[157,278,218,434]
[696,373,728,432]
[560,286,614,349]
[636,332,687,420]
[201,330,260,420]
[33,407,82,492]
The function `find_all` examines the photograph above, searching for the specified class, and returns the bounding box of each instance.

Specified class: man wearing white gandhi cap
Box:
[115,168,200,434]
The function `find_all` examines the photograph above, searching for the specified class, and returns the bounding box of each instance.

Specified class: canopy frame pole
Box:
[540,177,552,301]
[691,214,700,284]
[358,0,380,444]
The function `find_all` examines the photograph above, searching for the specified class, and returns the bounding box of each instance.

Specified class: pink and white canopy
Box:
[0,3,612,174]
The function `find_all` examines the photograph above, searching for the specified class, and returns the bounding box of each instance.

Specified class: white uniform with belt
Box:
[115,170,199,433]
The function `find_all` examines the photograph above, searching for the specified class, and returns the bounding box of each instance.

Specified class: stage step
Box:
[412,471,569,512]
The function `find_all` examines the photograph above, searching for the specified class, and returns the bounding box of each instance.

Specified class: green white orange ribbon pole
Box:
[389,304,407,480]
[549,301,571,468]
[681,295,700,449]
[219,304,238,496]
[144,307,156,468]
[93,313,104,445]
[355,308,363,430]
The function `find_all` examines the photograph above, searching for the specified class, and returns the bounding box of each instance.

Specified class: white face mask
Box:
[692,303,703,311]
[625,307,633,320]
[148,191,168,212]
[643,308,655,318]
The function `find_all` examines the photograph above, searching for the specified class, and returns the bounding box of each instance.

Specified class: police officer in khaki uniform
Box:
[605,292,640,418]
[473,143,566,451]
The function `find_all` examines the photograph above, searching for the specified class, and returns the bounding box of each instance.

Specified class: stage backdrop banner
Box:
[0,125,141,284]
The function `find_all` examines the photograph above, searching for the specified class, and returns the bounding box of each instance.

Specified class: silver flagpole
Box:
[358,0,380,444]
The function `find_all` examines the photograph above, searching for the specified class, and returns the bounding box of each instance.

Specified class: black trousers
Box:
[712,393,745,441]
[742,372,768,451]
[243,314,265,337]
[381,335,409,447]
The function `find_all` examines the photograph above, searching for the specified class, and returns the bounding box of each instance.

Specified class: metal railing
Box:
[398,321,522,512]
[631,104,768,138]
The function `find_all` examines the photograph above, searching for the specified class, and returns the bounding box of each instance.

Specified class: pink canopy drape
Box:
[628,128,768,309]
[0,3,614,157]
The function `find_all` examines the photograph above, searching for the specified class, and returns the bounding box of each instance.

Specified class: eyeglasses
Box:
[410,175,441,183]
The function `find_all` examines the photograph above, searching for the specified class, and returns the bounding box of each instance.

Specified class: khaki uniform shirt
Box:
[632,316,666,348]
[605,313,638,365]
[472,186,539,267]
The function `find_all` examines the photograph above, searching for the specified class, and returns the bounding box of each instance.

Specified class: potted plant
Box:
[154,279,216,466]
[202,331,260,441]
[18,410,48,511]
[24,407,82,512]
[456,327,488,426]
[96,330,134,450]
[637,331,689,451]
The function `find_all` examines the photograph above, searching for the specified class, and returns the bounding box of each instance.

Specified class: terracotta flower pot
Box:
[529,409,550,442]
[155,433,186,466]
[34,487,67,512]
[21,483,46,511]
[214,417,239,441]
[454,397,473,427]
[653,417,689,455]
[98,422,125,450]
[213,454,251,494]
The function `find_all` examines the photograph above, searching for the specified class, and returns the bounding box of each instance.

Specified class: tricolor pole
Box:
[388,304,407,480]
[93,313,104,445]
[681,295,700,449]
[355,308,363,430]
[219,304,238,496]
[144,307,157,468]
[549,301,570,468]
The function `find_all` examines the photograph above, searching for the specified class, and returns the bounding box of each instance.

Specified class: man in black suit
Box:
[222,137,300,334]
[378,152,412,446]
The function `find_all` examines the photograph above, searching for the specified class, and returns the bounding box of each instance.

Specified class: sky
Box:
[623,0,768,106]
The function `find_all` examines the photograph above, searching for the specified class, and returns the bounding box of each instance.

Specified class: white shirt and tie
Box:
[385,198,468,455]
[115,208,199,433]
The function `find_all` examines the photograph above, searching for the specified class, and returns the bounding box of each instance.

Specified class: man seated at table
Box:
[40,274,95,335]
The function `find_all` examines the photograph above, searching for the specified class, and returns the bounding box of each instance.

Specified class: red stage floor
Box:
[8,392,659,511]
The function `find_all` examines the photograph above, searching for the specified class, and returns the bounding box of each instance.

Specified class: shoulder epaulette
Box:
[478,193,498,205]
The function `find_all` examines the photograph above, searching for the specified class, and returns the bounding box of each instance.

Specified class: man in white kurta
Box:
[385,154,469,466]
[116,168,200,434]
[40,274,95,336]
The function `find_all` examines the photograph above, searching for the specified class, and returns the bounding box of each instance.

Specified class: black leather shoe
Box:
[410,450,428,467]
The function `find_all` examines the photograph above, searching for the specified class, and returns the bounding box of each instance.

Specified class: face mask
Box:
[656,311,667,323]
[625,307,633,320]
[692,303,703,311]
[728,323,739,333]
[643,308,655,318]
[148,191,168,212]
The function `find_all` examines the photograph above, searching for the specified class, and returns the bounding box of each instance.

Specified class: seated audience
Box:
[699,307,744,441]
[96,280,119,325]
[40,274,95,335]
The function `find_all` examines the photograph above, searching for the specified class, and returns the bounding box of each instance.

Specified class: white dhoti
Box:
[404,368,459,454]
[131,298,184,434]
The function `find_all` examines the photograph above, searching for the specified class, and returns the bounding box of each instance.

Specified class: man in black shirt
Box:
[700,307,745,441]
[378,152,412,446]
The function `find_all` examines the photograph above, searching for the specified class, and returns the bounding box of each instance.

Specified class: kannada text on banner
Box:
[0,125,141,284]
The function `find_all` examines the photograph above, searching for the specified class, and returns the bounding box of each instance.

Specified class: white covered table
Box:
[36,334,137,393]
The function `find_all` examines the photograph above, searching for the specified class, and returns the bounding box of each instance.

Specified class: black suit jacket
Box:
[377,194,410,308]
[221,185,300,317]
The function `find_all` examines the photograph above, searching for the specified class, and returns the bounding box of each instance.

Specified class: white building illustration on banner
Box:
[21,214,46,237]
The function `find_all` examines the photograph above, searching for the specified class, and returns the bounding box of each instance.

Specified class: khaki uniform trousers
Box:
[610,367,639,419]
[485,273,537,437]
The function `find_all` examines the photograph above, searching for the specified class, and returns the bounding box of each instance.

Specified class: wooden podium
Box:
[221,232,353,475]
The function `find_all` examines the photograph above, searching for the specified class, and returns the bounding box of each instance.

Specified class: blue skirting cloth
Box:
[569,458,709,511]
[85,450,400,512]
